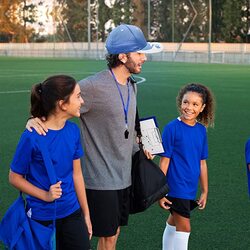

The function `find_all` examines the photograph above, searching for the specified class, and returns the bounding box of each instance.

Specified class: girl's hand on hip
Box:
[197,192,207,209]
[159,197,172,210]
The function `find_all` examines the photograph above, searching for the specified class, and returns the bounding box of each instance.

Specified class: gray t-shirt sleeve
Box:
[79,77,94,113]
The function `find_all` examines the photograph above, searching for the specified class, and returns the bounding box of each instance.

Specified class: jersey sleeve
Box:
[201,129,208,160]
[245,139,250,164]
[160,124,175,158]
[10,131,33,175]
[79,77,94,113]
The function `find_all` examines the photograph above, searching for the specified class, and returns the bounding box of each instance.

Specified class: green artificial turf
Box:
[0,57,249,249]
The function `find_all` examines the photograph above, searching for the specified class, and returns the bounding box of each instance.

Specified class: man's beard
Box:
[124,58,141,74]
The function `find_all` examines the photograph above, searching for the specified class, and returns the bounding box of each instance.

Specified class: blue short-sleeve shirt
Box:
[10,120,84,220]
[245,138,250,197]
[161,118,208,199]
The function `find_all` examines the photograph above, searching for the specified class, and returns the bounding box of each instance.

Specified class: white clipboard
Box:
[139,116,164,155]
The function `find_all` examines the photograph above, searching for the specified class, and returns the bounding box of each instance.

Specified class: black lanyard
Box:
[110,69,131,139]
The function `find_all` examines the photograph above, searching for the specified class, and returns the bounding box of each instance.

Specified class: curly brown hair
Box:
[106,54,124,68]
[176,83,215,128]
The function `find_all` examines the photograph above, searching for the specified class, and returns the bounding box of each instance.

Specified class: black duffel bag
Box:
[130,145,169,214]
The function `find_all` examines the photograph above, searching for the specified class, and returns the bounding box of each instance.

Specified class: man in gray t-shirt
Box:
[27,24,162,250]
[79,24,162,249]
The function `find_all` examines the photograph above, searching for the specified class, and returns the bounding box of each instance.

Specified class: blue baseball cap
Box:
[106,24,163,54]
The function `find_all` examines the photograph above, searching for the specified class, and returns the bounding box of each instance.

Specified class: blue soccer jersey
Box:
[161,118,208,199]
[11,120,84,220]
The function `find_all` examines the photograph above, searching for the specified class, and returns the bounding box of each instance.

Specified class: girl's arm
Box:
[160,157,170,175]
[158,157,172,210]
[73,159,92,239]
[9,170,62,202]
[198,159,208,209]
[248,164,250,172]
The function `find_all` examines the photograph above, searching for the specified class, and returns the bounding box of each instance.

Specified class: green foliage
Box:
[59,0,89,42]
[221,0,249,42]
[0,0,249,43]
[0,0,37,42]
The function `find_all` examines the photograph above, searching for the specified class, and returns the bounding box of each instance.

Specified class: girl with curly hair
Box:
[159,83,215,250]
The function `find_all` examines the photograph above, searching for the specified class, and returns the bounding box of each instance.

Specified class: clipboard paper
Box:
[139,116,164,155]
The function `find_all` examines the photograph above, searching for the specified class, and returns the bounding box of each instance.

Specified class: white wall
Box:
[0,42,249,64]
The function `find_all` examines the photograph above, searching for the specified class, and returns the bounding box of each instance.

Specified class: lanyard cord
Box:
[110,69,130,138]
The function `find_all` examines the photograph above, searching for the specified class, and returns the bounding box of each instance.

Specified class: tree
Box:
[221,0,249,42]
[142,0,209,43]
[57,0,136,42]
[56,0,88,42]
[212,0,224,42]
[1,0,249,43]
[0,0,38,42]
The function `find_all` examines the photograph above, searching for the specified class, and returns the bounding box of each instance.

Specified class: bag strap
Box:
[19,138,57,233]
[131,76,142,149]
[36,139,57,226]
[37,139,57,185]
[135,107,143,149]
[135,107,142,137]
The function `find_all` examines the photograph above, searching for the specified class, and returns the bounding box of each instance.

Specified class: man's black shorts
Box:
[86,187,130,237]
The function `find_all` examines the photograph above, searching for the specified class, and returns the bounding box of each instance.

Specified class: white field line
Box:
[0,90,30,94]
[134,76,146,84]
[0,76,146,94]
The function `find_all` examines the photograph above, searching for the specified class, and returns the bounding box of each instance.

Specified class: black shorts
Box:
[167,196,198,219]
[86,187,130,237]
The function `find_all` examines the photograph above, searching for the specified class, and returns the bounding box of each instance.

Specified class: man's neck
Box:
[110,65,131,85]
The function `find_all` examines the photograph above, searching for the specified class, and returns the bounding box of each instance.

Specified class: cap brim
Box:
[137,42,163,54]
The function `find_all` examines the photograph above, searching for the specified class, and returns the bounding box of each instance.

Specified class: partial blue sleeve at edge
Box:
[244,138,250,198]
[245,139,250,164]
[11,131,33,175]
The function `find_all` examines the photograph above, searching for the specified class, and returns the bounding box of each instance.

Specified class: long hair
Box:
[30,75,77,118]
[176,83,215,127]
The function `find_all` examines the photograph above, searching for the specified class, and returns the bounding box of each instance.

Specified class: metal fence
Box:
[0,42,249,64]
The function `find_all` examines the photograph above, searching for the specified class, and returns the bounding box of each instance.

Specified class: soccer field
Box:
[0,57,249,249]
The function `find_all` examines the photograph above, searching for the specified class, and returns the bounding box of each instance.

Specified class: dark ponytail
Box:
[30,75,77,118]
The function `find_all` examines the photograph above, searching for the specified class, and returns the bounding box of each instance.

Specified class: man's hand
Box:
[26,117,48,135]
[144,149,155,160]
